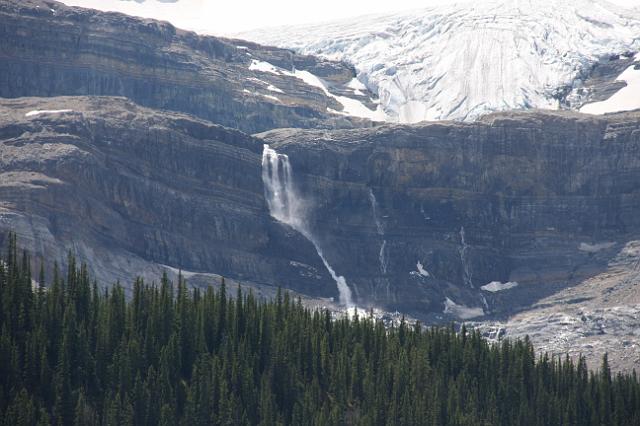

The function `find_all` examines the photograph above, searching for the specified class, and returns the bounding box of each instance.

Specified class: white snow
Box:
[249,59,384,120]
[410,261,430,277]
[249,59,281,74]
[243,89,280,102]
[287,69,385,119]
[346,306,371,319]
[578,242,617,253]
[417,262,430,277]
[481,281,519,292]
[263,145,354,307]
[247,77,282,93]
[160,264,197,278]
[241,0,640,123]
[266,84,284,93]
[347,77,368,95]
[261,94,281,102]
[580,62,640,114]
[443,297,484,319]
[25,109,72,117]
[333,95,386,120]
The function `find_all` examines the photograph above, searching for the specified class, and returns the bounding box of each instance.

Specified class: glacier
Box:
[241,0,640,123]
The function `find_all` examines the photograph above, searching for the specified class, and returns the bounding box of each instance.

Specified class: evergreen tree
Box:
[1,233,640,425]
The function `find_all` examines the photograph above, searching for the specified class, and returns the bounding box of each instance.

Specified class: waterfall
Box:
[378,241,388,275]
[459,226,488,313]
[262,145,304,229]
[262,145,353,306]
[368,189,384,236]
[459,226,473,288]
[369,189,388,274]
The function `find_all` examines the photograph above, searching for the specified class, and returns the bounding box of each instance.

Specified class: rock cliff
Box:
[3,0,640,372]
[0,96,340,299]
[0,0,376,134]
[4,95,640,325]
[260,110,640,320]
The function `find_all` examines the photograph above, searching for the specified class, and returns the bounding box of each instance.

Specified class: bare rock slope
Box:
[0,0,377,134]
[0,96,340,298]
[259,110,640,322]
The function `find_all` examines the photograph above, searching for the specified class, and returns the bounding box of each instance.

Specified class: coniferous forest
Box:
[2,234,640,426]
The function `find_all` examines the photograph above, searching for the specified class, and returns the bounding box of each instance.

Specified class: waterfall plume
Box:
[262,144,353,307]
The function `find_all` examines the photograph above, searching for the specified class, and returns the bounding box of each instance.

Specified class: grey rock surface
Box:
[473,239,640,372]
[0,0,375,133]
[3,96,640,371]
[260,110,640,324]
[0,96,340,298]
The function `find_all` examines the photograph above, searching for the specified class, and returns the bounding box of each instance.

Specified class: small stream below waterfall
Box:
[368,189,388,275]
[459,226,489,311]
[262,144,353,306]
[459,226,473,288]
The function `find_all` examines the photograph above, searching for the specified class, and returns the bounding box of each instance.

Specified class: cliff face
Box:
[3,95,640,323]
[0,96,340,298]
[260,110,640,320]
[0,0,373,134]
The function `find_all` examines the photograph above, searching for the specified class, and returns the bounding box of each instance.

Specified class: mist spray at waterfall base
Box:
[261,145,353,307]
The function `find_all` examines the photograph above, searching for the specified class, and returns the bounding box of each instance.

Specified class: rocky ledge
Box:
[3,96,640,369]
[260,109,640,323]
[0,0,378,134]
[0,96,341,299]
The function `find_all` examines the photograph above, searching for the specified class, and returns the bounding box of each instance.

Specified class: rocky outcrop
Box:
[0,0,375,133]
[0,96,341,299]
[3,95,640,327]
[562,52,640,109]
[260,110,640,321]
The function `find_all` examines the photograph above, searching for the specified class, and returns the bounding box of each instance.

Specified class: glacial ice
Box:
[242,0,640,123]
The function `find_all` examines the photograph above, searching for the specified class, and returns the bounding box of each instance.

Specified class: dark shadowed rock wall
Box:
[3,95,640,320]
[0,0,371,134]
[260,110,640,319]
[0,96,339,299]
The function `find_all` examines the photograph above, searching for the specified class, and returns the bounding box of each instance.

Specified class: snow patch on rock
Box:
[481,281,518,292]
[160,264,197,278]
[579,242,616,253]
[249,59,280,74]
[25,109,73,117]
[243,89,281,102]
[444,297,484,320]
[580,63,640,114]
[249,59,385,120]
[266,84,284,93]
[410,261,430,278]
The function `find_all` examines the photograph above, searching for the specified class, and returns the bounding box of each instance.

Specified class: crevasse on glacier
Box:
[242,0,640,123]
